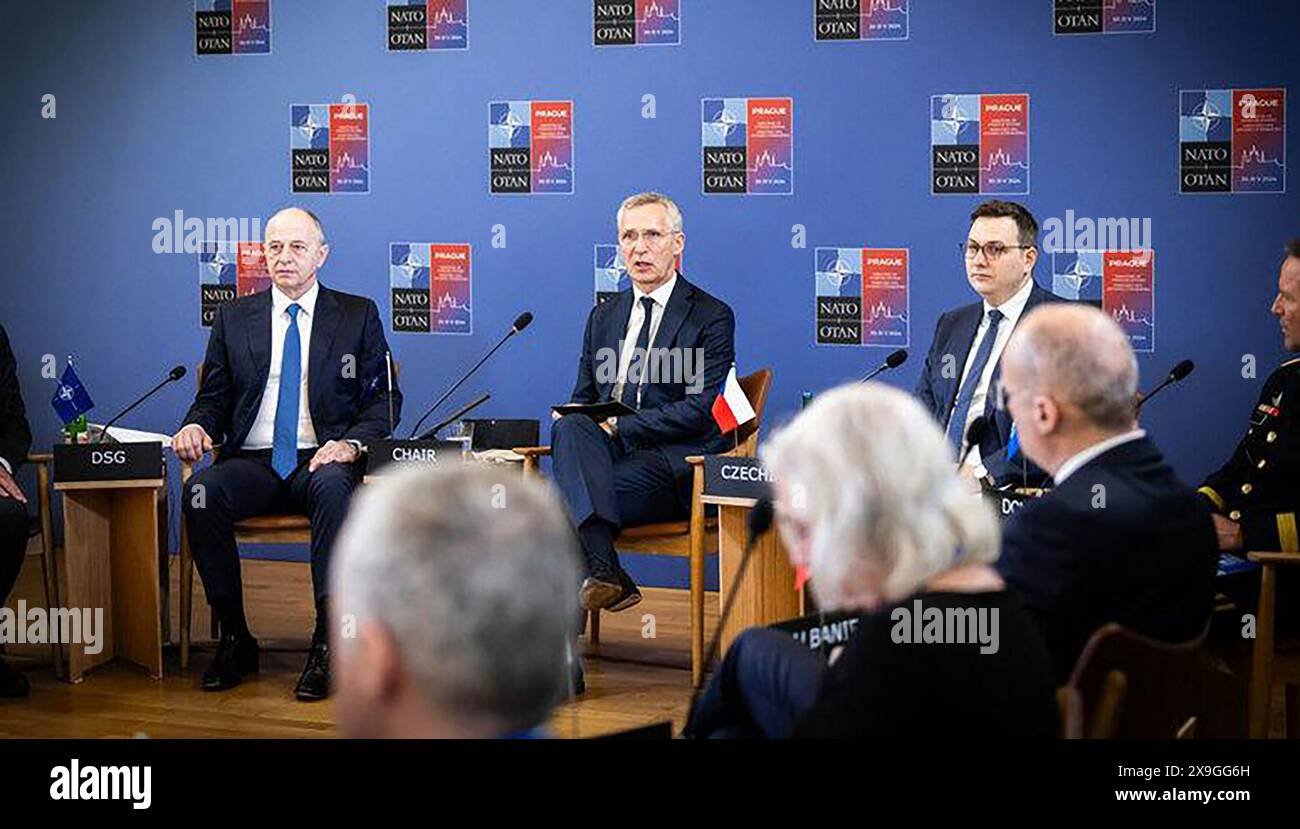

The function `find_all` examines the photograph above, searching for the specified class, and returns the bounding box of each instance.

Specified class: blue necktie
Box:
[946,308,1005,455]
[620,297,658,409]
[272,303,303,479]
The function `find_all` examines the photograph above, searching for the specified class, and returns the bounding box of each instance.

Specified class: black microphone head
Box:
[512,312,533,333]
[965,415,990,448]
[748,497,775,542]
[1170,359,1194,382]
[885,349,908,369]
[169,365,187,381]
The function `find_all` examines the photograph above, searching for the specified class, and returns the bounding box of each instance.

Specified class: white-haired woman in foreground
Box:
[686,383,1059,738]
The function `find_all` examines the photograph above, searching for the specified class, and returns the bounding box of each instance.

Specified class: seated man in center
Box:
[552,191,735,614]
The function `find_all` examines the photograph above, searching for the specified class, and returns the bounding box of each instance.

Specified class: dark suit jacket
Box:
[570,274,735,508]
[182,286,402,456]
[997,435,1218,681]
[915,280,1063,485]
[0,325,32,474]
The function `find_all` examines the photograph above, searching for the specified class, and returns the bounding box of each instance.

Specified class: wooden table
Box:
[54,476,168,681]
[700,493,804,653]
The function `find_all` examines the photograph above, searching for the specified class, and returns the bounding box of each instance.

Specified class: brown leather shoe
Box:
[579,576,623,611]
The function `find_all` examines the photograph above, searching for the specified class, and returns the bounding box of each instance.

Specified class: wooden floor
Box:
[0,548,717,739]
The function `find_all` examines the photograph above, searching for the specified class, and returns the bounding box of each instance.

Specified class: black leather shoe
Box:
[202,633,259,692]
[294,640,330,701]
[0,657,30,698]
[579,575,622,611]
[606,569,642,613]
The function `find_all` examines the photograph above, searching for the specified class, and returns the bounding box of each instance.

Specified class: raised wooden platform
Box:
[0,549,717,739]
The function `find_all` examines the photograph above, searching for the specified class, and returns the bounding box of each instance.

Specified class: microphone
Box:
[1135,359,1195,412]
[957,415,989,468]
[97,365,187,442]
[860,349,908,383]
[385,351,396,436]
[407,312,533,438]
[417,392,491,440]
[682,497,776,738]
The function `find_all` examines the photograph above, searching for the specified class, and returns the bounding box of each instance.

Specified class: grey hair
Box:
[617,191,684,233]
[1007,303,1139,431]
[332,463,581,733]
[760,383,1000,610]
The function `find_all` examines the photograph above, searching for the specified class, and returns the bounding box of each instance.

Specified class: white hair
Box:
[332,463,581,733]
[617,191,683,233]
[760,383,1000,610]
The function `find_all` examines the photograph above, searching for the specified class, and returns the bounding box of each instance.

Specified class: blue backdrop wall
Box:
[3,1,1298,585]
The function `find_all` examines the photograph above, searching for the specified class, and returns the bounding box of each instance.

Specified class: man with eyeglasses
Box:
[550,192,735,644]
[916,200,1063,487]
[173,207,402,700]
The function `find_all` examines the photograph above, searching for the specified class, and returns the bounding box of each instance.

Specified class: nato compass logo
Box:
[387,0,468,51]
[815,0,909,42]
[930,95,980,193]
[1053,0,1155,36]
[594,244,631,305]
[196,1,271,55]
[1051,251,1104,305]
[594,1,680,47]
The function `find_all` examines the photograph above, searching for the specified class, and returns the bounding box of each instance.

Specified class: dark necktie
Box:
[946,308,1005,455]
[620,296,657,409]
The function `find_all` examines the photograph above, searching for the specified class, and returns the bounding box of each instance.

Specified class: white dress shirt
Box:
[1053,429,1146,484]
[956,276,1035,474]
[244,282,320,451]
[611,274,678,407]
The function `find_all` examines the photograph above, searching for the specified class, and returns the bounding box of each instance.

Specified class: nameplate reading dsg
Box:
[54,442,164,482]
[703,455,775,502]
[366,439,465,474]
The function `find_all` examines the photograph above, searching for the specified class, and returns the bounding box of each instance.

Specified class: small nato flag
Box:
[51,362,94,424]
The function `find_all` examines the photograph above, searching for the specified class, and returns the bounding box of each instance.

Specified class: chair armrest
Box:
[1247,551,1300,566]
[513,446,552,458]
[26,453,53,465]
[685,455,704,466]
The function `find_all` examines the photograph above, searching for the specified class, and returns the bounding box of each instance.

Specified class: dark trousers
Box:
[0,497,27,607]
[687,627,827,738]
[182,448,360,633]
[549,414,685,577]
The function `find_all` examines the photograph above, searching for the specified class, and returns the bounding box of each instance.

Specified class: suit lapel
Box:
[653,275,692,352]
[938,303,983,418]
[246,290,273,394]
[598,291,633,401]
[308,287,342,417]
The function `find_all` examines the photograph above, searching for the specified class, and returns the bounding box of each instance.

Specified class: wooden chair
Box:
[1247,550,1300,738]
[516,368,773,688]
[4,454,63,677]
[1061,622,1239,738]
[177,360,400,669]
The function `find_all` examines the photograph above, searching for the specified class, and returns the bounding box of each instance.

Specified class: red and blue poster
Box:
[391,243,473,335]
[489,100,575,195]
[702,97,794,195]
[387,0,469,50]
[196,1,271,55]
[815,247,909,347]
[1180,88,1286,194]
[198,241,270,327]
[815,0,909,41]
[931,93,1030,195]
[1054,0,1155,35]
[291,102,371,194]
[1051,250,1155,352]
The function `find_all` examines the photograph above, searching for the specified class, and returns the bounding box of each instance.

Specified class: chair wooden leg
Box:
[36,459,64,679]
[1249,563,1276,738]
[689,467,706,688]
[589,610,600,646]
[179,532,192,671]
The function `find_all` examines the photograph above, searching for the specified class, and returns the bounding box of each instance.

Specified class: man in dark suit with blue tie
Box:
[173,207,401,699]
[915,200,1062,486]
[551,192,735,616]
[996,304,1217,680]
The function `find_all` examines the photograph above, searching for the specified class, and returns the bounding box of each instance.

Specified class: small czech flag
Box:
[710,365,756,434]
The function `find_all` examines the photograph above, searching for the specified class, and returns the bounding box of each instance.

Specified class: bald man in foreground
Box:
[175,207,401,699]
[995,304,1217,680]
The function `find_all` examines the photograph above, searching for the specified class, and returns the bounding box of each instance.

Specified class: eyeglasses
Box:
[960,241,1033,261]
[619,229,676,248]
